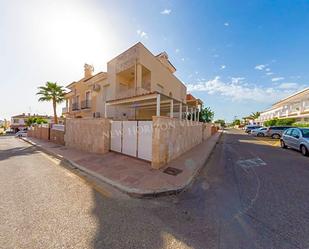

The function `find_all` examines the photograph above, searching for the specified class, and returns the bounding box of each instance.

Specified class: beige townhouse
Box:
[63,42,202,121]
[63,42,209,169]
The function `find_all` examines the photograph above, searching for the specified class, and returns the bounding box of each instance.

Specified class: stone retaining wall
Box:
[64,118,111,154]
[152,116,203,169]
[28,126,50,140]
[50,129,65,145]
[202,123,212,141]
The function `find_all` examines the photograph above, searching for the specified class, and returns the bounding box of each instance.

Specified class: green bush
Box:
[293,123,309,128]
[263,118,278,127]
[276,118,295,126]
[214,119,226,127]
[264,118,295,127]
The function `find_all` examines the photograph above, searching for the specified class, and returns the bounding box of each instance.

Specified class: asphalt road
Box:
[1,129,309,249]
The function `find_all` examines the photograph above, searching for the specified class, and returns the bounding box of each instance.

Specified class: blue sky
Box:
[0,0,308,121]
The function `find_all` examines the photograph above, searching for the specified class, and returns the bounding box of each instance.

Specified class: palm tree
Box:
[36,82,65,124]
[250,111,261,120]
[199,106,214,123]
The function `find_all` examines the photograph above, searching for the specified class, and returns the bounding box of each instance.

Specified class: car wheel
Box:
[271,134,280,139]
[280,140,287,149]
[300,145,309,156]
[257,133,264,137]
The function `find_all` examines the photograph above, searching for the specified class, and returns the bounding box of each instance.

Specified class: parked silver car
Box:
[251,127,268,137]
[280,128,309,156]
[266,126,293,139]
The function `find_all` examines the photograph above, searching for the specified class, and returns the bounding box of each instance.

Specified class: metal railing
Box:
[81,100,91,109]
[116,87,150,99]
[62,107,68,113]
[72,103,79,111]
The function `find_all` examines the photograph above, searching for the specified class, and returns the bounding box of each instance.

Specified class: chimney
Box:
[84,64,94,78]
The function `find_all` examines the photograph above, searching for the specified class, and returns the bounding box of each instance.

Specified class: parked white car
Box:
[251,127,268,137]
[15,130,27,137]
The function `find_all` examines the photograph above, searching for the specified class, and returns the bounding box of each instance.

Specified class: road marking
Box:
[236,157,267,168]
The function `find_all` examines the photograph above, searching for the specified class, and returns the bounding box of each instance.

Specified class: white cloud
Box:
[271,77,284,82]
[265,68,271,72]
[266,72,274,75]
[220,65,226,70]
[137,29,148,39]
[160,9,171,15]
[278,82,299,89]
[181,58,185,61]
[186,76,304,103]
[224,22,229,26]
[231,77,245,84]
[254,64,266,70]
[175,48,180,53]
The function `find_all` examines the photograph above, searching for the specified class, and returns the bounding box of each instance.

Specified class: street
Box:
[1,129,309,249]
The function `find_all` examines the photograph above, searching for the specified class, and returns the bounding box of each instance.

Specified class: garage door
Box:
[110,121,122,153]
[137,121,152,161]
[122,121,137,157]
[110,121,152,162]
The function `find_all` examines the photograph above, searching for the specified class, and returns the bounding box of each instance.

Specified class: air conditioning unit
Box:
[93,83,101,92]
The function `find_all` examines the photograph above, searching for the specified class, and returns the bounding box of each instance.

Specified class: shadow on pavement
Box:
[89,130,308,249]
[0,146,39,161]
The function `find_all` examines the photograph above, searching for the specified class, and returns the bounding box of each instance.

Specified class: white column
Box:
[197,109,200,122]
[186,106,188,119]
[194,108,197,121]
[179,103,182,119]
[170,99,173,118]
[136,63,142,92]
[156,94,160,116]
[191,108,193,121]
[104,103,107,118]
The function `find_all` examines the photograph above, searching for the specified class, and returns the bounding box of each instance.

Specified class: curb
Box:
[20,132,223,198]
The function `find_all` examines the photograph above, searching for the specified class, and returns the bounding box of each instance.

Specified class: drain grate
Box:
[163,167,183,176]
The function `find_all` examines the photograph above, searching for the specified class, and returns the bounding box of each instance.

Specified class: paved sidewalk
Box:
[21,132,222,197]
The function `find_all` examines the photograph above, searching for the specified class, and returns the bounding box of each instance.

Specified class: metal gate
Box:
[110,121,152,161]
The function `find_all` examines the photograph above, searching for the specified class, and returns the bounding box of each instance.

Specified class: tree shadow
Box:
[0,146,39,161]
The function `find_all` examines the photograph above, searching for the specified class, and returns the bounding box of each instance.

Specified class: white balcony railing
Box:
[116,87,150,99]
[62,107,68,114]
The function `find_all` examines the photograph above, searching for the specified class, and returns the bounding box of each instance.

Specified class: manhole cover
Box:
[163,167,183,176]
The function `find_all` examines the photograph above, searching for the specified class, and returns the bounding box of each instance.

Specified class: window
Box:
[301,129,309,138]
[85,91,91,101]
[291,129,300,138]
[103,85,109,101]
[285,129,292,136]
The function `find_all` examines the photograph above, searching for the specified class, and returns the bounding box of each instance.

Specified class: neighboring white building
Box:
[258,87,309,124]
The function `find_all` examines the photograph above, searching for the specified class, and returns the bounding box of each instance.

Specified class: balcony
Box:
[116,87,150,100]
[62,107,68,114]
[81,100,91,109]
[72,103,80,111]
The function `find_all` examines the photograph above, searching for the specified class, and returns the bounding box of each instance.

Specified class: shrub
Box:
[276,118,295,126]
[293,123,309,128]
[264,118,295,127]
[264,118,278,127]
